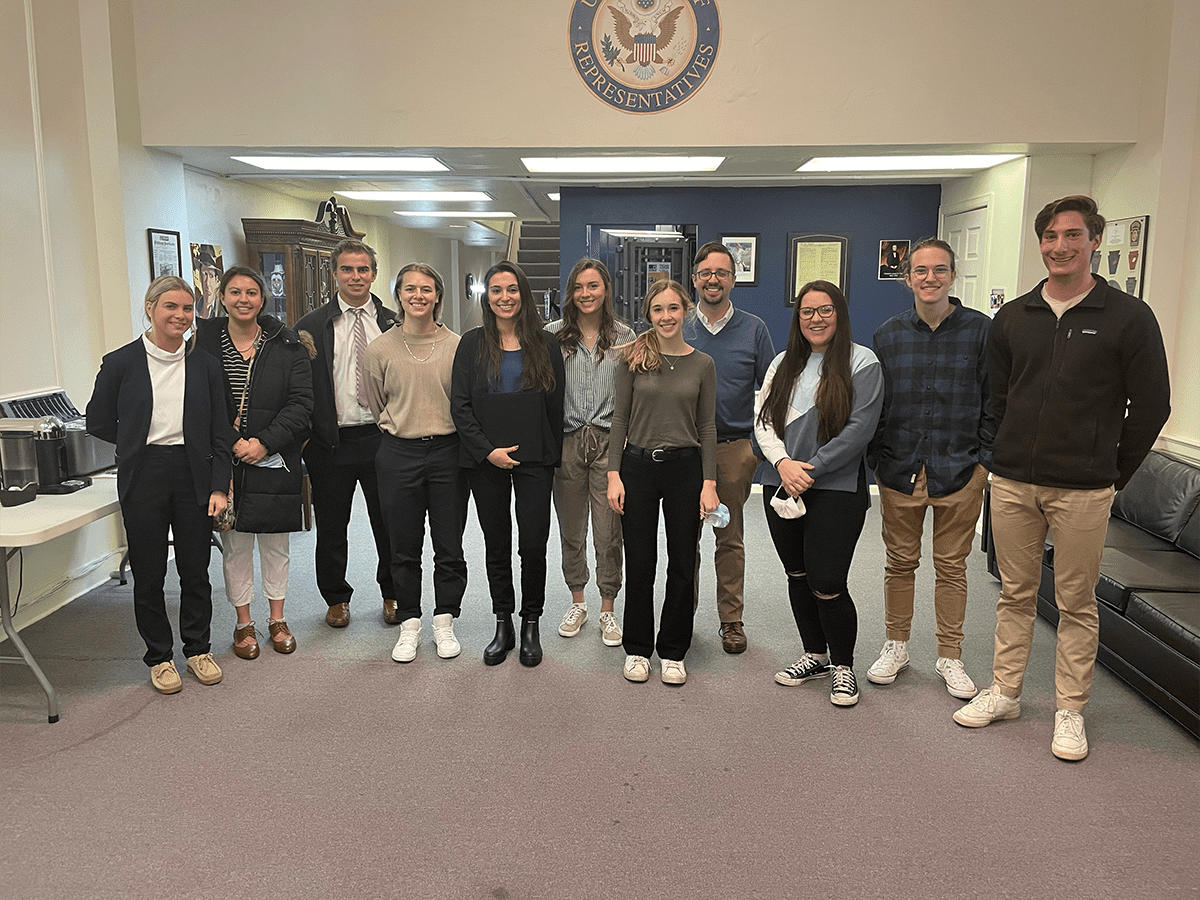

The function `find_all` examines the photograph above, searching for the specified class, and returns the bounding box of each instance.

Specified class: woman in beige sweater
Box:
[364,263,466,664]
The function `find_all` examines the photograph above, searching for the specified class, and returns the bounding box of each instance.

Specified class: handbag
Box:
[213,334,257,533]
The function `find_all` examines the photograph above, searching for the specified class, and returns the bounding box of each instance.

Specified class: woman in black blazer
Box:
[451,261,565,667]
[86,276,233,695]
[195,266,313,660]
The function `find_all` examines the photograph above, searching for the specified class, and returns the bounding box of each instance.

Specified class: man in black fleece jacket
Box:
[953,196,1170,761]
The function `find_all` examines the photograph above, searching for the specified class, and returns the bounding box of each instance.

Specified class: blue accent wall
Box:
[558,184,942,350]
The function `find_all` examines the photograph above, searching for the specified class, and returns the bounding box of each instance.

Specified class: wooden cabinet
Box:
[242,218,342,326]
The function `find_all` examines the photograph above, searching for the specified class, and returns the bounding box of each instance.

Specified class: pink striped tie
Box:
[352,307,369,408]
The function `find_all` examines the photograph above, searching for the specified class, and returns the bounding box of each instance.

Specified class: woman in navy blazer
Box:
[86,276,233,695]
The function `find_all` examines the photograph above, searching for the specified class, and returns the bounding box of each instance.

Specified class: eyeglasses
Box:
[695,268,732,280]
[798,304,835,319]
[911,266,953,278]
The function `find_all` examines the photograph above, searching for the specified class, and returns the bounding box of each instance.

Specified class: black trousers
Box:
[303,424,395,607]
[761,469,869,668]
[376,433,468,620]
[619,449,702,661]
[469,462,554,617]
[122,446,213,666]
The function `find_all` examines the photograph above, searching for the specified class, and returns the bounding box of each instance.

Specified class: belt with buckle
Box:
[624,444,698,463]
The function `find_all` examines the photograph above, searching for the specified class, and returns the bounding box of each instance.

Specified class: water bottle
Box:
[706,503,730,529]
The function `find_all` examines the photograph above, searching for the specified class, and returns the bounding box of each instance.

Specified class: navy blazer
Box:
[86,337,234,506]
[294,293,397,451]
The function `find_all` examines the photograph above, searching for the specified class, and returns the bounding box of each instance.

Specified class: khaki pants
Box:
[694,438,759,623]
[878,464,988,659]
[989,475,1114,712]
[553,426,623,600]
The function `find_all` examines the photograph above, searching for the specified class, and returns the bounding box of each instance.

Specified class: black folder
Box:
[475,392,544,463]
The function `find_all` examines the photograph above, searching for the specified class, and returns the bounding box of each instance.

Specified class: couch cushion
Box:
[1095,547,1200,611]
[1104,517,1174,553]
[1111,451,1200,543]
[1176,506,1200,559]
[1126,591,1200,665]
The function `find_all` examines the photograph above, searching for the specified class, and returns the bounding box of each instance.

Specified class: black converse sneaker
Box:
[830,665,860,706]
[774,653,832,686]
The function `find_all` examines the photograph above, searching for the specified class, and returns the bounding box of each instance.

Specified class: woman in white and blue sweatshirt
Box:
[753,280,883,707]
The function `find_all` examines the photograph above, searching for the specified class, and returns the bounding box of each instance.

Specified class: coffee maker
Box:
[0,417,91,495]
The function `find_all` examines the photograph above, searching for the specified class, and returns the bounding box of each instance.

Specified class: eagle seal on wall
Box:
[608,5,684,80]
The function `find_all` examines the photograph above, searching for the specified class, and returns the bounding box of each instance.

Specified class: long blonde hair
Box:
[620,279,692,374]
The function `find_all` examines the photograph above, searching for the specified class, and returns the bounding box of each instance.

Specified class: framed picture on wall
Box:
[878,240,909,280]
[147,228,182,279]
[785,233,849,305]
[190,243,224,319]
[719,233,759,286]
[1099,215,1149,298]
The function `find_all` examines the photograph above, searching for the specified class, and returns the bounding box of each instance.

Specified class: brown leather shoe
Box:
[325,602,350,628]
[269,619,297,654]
[720,621,747,654]
[383,598,399,625]
[233,622,260,659]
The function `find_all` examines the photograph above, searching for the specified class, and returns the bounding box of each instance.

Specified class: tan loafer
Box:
[325,603,350,628]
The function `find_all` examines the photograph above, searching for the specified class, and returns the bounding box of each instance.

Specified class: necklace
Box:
[401,331,436,363]
[231,327,261,356]
[662,353,677,371]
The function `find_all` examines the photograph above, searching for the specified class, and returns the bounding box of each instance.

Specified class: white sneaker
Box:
[935,657,978,699]
[1051,709,1089,761]
[953,684,1021,727]
[623,654,650,683]
[661,659,687,685]
[432,613,460,659]
[866,640,909,685]
[598,611,623,646]
[559,603,587,637]
[391,618,421,663]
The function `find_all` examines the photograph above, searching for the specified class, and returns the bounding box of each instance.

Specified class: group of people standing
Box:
[86,193,1170,761]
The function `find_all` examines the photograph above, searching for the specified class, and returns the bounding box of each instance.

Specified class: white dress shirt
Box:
[332,294,382,426]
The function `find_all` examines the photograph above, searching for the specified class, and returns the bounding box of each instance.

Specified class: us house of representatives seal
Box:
[570,0,721,114]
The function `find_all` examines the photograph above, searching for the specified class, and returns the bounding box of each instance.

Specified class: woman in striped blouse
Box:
[545,259,636,647]
[196,266,313,660]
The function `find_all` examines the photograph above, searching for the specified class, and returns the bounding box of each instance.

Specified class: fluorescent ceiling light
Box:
[522,156,724,173]
[548,193,561,202]
[600,228,684,239]
[395,210,516,218]
[232,156,448,172]
[797,154,1021,173]
[338,190,489,201]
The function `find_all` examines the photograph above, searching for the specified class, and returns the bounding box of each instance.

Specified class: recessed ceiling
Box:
[167,143,1127,250]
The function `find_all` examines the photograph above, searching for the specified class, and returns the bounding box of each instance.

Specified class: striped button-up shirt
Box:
[868,299,995,497]
[545,319,636,432]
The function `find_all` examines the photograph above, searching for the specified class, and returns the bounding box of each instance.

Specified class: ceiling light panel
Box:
[521,156,724,173]
[232,156,448,172]
[395,210,516,218]
[338,190,490,201]
[797,154,1022,173]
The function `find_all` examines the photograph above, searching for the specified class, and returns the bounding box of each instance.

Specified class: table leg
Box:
[0,546,60,723]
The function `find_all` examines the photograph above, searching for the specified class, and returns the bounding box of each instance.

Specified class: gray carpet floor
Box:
[2,491,1198,900]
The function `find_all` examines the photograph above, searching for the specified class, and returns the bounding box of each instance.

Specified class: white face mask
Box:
[770,485,806,519]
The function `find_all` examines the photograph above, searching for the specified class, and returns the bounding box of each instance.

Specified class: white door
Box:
[942,206,988,312]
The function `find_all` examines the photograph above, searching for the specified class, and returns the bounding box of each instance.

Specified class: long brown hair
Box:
[479,261,556,392]
[757,280,854,443]
[556,258,622,360]
[620,279,692,374]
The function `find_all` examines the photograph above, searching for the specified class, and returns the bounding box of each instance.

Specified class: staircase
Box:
[517,221,561,319]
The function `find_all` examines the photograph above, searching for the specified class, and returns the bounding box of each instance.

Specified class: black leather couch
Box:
[983,450,1200,737]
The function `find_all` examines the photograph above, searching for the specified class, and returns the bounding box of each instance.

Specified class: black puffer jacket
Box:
[196,315,314,532]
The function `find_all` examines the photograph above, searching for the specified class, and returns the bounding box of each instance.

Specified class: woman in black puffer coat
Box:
[196,266,313,659]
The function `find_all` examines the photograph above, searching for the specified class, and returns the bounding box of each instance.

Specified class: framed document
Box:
[785,233,849,305]
[147,229,182,279]
[719,233,759,286]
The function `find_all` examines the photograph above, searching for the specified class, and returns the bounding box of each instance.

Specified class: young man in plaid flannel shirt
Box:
[865,237,995,700]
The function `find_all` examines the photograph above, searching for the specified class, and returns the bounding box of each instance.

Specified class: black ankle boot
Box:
[519,616,543,667]
[483,615,515,666]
